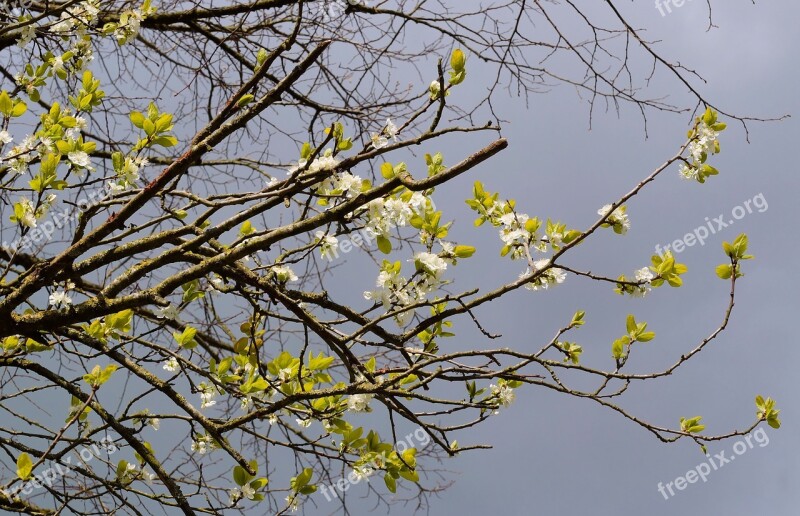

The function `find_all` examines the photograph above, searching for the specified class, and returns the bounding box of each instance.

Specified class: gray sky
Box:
[314,1,799,514]
[3,2,791,514]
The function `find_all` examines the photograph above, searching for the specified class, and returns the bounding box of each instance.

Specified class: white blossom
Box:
[68,150,92,170]
[335,172,363,196]
[679,163,699,181]
[288,158,308,174]
[382,198,413,227]
[229,488,241,504]
[278,366,294,382]
[384,117,399,140]
[199,383,217,409]
[597,204,630,234]
[429,80,442,100]
[520,259,567,291]
[285,495,300,512]
[490,383,516,408]
[141,467,156,484]
[163,356,179,372]
[635,267,655,283]
[156,303,180,320]
[107,181,126,195]
[16,197,37,228]
[17,25,36,48]
[370,133,389,149]
[272,265,298,283]
[415,252,447,279]
[347,393,373,412]
[51,56,66,75]
[629,267,655,298]
[240,396,252,412]
[315,230,339,259]
[191,435,214,455]
[291,149,339,175]
[241,483,256,500]
[49,289,73,309]
[370,118,399,149]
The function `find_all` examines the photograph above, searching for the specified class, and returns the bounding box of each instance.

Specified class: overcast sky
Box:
[5,2,790,514]
[311,1,799,514]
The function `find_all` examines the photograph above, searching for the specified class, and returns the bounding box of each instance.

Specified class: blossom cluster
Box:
[518,259,567,291]
[597,204,631,235]
[467,181,576,292]
[16,0,100,78]
[48,0,100,34]
[109,155,149,192]
[678,107,727,183]
[363,248,451,326]
[361,192,430,239]
[290,148,340,176]
[48,281,76,309]
[370,118,399,149]
[190,434,218,455]
[486,379,520,414]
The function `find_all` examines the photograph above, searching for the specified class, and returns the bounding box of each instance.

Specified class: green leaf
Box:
[384,473,397,493]
[11,101,27,117]
[637,332,656,342]
[571,310,586,327]
[715,264,732,279]
[16,452,33,480]
[381,162,395,179]
[256,48,268,67]
[398,468,419,482]
[680,416,706,434]
[450,49,466,71]
[702,107,717,126]
[116,460,129,480]
[449,69,466,85]
[0,90,13,116]
[182,279,205,303]
[233,465,249,486]
[173,327,198,349]
[153,135,178,147]
[291,468,313,491]
[240,220,255,236]
[251,477,268,490]
[143,119,156,136]
[107,310,133,333]
[130,111,145,128]
[453,245,476,258]
[377,235,392,254]
[625,314,636,335]
[98,364,117,385]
